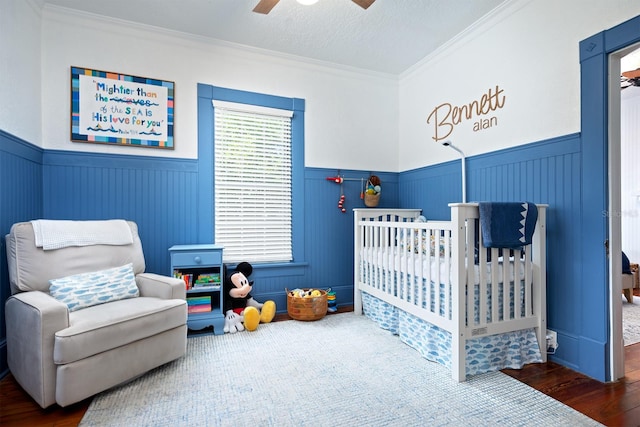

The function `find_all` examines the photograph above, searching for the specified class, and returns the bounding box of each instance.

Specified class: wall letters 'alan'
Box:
[426,85,506,142]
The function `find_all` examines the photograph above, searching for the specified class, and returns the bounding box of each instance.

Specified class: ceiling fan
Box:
[253,0,375,15]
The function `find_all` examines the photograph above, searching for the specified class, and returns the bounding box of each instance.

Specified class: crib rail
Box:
[356,219,455,331]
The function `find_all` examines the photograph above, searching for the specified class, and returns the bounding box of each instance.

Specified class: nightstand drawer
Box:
[171,251,222,267]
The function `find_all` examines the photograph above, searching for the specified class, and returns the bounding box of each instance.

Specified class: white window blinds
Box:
[213,101,293,263]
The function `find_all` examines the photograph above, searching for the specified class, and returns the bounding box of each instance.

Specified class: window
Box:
[197,84,305,266]
[213,101,293,263]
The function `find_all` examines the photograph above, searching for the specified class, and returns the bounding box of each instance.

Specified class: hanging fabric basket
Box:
[364,193,380,207]
[364,175,381,207]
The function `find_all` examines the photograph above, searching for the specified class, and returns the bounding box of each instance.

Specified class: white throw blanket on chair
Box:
[31,219,133,250]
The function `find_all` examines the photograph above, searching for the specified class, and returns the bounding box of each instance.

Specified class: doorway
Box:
[605,33,640,381]
[580,15,640,382]
[619,46,640,347]
[609,43,640,380]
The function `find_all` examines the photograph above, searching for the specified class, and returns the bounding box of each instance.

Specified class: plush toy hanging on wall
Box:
[223,261,276,333]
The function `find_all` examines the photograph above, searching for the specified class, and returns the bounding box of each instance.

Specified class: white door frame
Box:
[608,50,624,381]
[608,42,640,381]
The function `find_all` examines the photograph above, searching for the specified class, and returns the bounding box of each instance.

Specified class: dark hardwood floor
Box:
[2,306,640,426]
[503,343,640,426]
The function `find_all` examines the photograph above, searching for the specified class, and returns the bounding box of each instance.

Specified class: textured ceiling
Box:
[39,0,507,75]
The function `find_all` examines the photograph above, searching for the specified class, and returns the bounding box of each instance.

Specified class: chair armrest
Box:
[136,273,186,300]
[5,291,69,408]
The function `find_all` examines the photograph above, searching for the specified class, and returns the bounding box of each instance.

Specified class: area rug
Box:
[623,295,640,346]
[80,312,601,427]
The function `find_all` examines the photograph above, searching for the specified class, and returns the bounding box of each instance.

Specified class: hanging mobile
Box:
[338,182,346,213]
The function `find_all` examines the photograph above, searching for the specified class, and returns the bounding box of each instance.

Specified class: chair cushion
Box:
[53,297,187,365]
[49,264,139,311]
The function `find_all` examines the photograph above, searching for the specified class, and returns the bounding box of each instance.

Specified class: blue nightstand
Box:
[169,244,225,335]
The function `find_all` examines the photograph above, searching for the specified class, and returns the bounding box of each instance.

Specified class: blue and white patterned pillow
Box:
[49,263,139,311]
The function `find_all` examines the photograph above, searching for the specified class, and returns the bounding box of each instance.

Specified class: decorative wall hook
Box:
[325,176,343,184]
[326,170,379,213]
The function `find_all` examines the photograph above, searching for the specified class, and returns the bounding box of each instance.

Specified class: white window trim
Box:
[212,100,294,118]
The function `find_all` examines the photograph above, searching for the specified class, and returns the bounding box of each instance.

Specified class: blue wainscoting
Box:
[469,135,586,374]
[1,134,398,326]
[302,168,399,308]
[398,160,463,220]
[42,150,201,276]
[399,134,588,377]
[242,168,399,313]
[0,127,612,382]
[0,130,44,378]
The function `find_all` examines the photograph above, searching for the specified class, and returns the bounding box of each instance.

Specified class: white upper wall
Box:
[0,0,42,144]
[7,3,399,171]
[398,0,640,171]
[4,1,640,173]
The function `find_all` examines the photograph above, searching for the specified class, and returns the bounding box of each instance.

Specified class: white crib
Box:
[353,203,547,381]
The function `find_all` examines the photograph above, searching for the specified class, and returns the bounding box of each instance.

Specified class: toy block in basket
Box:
[286,288,327,321]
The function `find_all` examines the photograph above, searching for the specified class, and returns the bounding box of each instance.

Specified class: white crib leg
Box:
[451,333,466,382]
[354,287,363,314]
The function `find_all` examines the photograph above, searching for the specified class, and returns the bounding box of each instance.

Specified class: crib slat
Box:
[462,222,469,326]
[365,225,372,291]
[417,228,424,309]
[394,223,400,296]
[414,231,420,306]
[444,228,451,321]
[514,250,522,319]
[525,248,532,317]
[382,224,389,294]
[371,225,378,293]
[491,247,500,323]
[426,229,433,314]
[360,224,365,291]
[396,224,402,297]
[404,221,410,302]
[435,229,443,318]
[477,224,486,328]
[502,251,509,321]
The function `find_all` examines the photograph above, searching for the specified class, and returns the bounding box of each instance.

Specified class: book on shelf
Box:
[195,272,220,283]
[173,270,220,291]
[187,295,212,314]
[190,284,221,291]
[173,270,193,290]
[187,296,211,304]
[188,305,212,314]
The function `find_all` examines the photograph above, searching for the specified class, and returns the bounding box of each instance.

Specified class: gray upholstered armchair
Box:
[4,220,187,408]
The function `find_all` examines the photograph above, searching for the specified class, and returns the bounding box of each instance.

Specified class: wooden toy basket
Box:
[286,288,327,321]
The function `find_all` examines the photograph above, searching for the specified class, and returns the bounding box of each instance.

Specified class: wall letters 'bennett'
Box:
[426,85,506,142]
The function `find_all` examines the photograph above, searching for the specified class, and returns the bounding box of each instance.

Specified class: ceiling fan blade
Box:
[352,0,375,9]
[622,70,640,79]
[253,0,280,14]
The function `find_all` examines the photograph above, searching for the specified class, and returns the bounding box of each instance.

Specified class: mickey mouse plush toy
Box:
[223,261,276,333]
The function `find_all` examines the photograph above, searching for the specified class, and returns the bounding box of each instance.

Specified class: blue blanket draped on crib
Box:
[478,202,538,249]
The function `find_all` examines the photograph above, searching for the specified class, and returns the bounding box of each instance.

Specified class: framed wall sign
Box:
[70,66,174,149]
